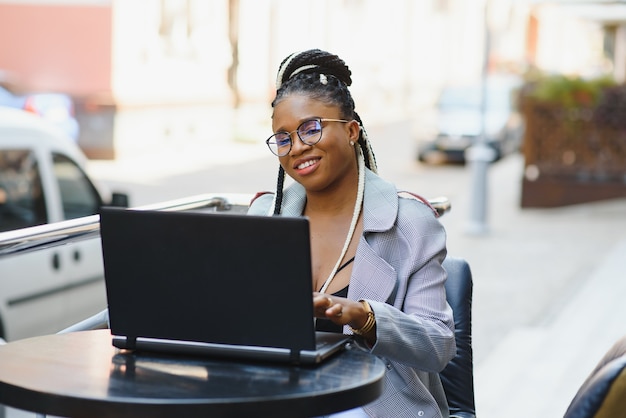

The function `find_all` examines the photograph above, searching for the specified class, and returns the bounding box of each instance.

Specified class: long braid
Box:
[354,112,378,173]
[273,165,285,215]
[271,49,378,213]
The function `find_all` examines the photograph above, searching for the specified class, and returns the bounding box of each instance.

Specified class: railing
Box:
[427,196,452,218]
[0,193,451,259]
[0,193,253,258]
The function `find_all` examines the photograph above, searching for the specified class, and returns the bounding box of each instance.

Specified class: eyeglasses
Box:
[265,118,349,156]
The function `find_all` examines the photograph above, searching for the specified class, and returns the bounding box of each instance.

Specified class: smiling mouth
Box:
[296,159,319,170]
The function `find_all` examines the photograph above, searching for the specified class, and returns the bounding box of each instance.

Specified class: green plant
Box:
[522,73,616,108]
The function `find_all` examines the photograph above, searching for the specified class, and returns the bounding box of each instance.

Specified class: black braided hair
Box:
[273,165,285,215]
[271,49,377,215]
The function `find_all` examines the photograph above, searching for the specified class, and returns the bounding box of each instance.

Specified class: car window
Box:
[52,153,102,219]
[0,149,47,232]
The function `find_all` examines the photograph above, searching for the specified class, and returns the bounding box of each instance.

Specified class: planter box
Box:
[521,100,626,207]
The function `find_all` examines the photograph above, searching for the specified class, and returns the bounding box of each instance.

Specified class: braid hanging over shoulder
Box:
[272,165,285,216]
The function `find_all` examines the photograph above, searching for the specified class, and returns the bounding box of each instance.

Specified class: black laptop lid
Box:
[99,208,316,351]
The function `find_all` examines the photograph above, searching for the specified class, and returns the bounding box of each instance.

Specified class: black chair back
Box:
[564,336,626,418]
[440,257,476,418]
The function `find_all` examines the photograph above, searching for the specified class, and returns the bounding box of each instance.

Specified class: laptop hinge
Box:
[126,336,137,350]
[289,349,301,365]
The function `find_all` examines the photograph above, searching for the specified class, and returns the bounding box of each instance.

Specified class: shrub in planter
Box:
[519,73,626,207]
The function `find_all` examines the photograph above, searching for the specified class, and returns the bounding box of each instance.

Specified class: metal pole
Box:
[465,0,496,235]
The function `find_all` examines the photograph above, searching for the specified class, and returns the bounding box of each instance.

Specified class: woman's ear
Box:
[347,120,360,143]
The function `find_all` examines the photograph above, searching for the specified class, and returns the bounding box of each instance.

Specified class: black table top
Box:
[0,329,385,417]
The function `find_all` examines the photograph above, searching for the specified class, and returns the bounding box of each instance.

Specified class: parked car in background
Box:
[0,107,127,231]
[0,82,79,143]
[0,107,128,341]
[417,76,524,164]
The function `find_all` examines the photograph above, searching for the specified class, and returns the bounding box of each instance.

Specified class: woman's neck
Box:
[303,170,360,217]
[304,191,356,218]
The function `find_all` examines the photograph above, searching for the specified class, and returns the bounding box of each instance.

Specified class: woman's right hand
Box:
[312,293,377,343]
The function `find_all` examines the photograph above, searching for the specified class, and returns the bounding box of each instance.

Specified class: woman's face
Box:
[272,94,360,194]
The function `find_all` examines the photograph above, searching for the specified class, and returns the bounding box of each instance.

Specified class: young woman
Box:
[248,49,456,418]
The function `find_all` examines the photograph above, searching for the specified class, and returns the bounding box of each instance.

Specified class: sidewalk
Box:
[474,238,626,417]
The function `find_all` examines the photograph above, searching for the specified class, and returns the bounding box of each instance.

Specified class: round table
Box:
[0,330,385,417]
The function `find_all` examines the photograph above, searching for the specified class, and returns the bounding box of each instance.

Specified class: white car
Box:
[0,108,128,342]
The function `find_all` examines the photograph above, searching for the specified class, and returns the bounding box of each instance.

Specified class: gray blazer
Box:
[248,169,456,418]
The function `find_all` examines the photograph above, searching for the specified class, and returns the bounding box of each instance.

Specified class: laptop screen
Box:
[99,208,317,351]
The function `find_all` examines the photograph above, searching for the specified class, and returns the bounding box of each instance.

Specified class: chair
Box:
[564,336,626,418]
[440,257,476,418]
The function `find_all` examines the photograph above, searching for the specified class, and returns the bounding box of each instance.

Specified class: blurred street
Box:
[85,115,626,418]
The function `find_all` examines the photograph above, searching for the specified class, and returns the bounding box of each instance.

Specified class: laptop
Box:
[98,207,351,365]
